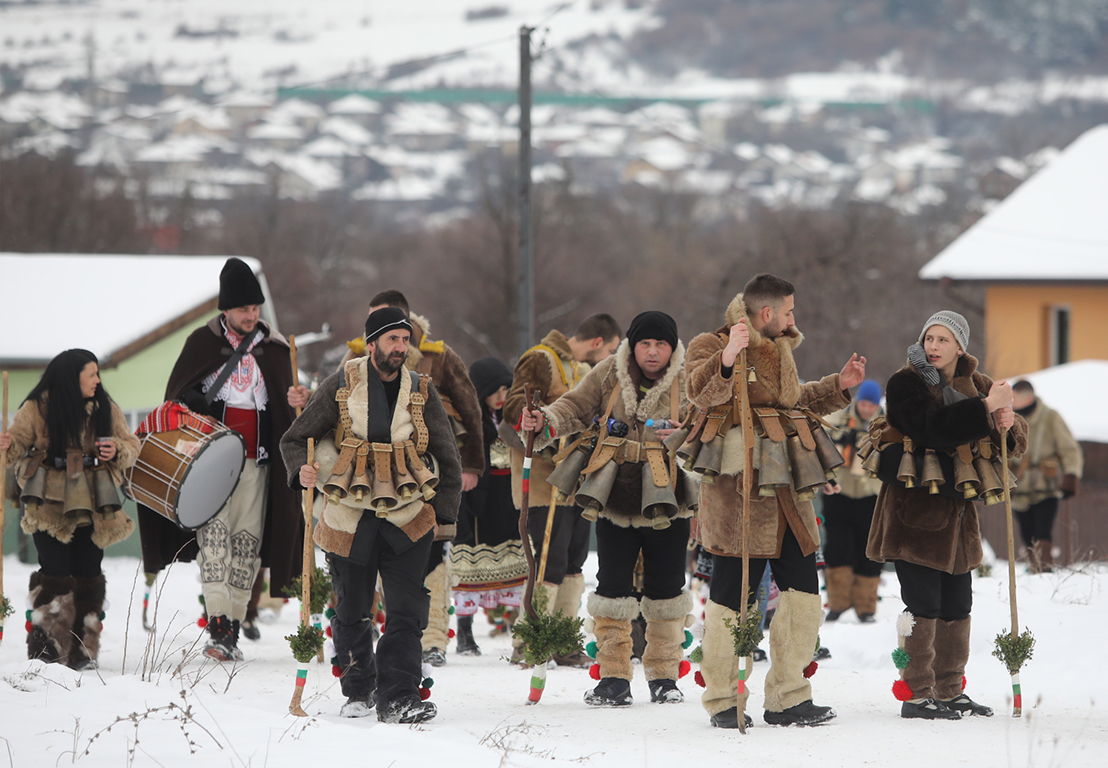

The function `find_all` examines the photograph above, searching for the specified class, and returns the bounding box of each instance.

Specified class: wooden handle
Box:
[301,438,315,627]
[1000,427,1019,638]
[290,335,302,418]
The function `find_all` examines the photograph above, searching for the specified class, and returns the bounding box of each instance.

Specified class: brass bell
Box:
[974,455,1004,505]
[323,463,354,503]
[692,435,724,481]
[920,450,945,495]
[641,464,678,528]
[676,437,702,472]
[896,448,917,489]
[20,465,47,507]
[788,434,827,498]
[575,461,619,521]
[861,444,883,476]
[406,445,439,501]
[350,446,372,504]
[811,425,846,476]
[682,472,700,513]
[547,447,590,501]
[662,425,691,454]
[392,444,418,502]
[758,438,790,497]
[92,466,123,514]
[370,476,399,518]
[953,455,979,499]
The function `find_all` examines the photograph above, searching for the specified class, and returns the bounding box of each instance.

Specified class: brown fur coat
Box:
[685,293,849,558]
[538,338,692,527]
[866,353,1028,574]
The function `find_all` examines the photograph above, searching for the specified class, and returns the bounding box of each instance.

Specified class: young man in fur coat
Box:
[867,311,1026,719]
[281,307,462,724]
[521,311,695,706]
[137,258,308,662]
[504,313,622,666]
[343,289,485,667]
[685,273,866,728]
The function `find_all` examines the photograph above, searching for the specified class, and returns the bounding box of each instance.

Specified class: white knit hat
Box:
[919,310,970,352]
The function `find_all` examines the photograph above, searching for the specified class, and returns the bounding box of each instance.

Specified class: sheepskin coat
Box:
[503,330,590,509]
[5,395,140,549]
[685,293,850,558]
[866,352,1027,574]
[538,338,692,527]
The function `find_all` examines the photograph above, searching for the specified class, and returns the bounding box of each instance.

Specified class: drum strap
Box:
[205,329,261,405]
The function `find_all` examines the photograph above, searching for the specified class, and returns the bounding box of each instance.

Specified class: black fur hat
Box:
[218,258,265,310]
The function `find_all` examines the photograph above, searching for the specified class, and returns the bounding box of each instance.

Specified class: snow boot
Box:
[204,615,240,662]
[587,593,638,683]
[901,698,961,720]
[641,591,692,701]
[851,574,880,622]
[340,692,377,718]
[700,599,744,720]
[584,677,633,706]
[764,590,832,720]
[455,615,481,656]
[763,699,836,726]
[941,694,993,717]
[710,707,753,729]
[648,679,683,704]
[422,647,447,667]
[823,566,853,621]
[27,571,76,666]
[69,574,106,671]
[378,697,438,724]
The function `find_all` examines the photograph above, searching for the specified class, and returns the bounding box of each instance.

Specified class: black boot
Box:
[648,678,684,704]
[941,694,993,717]
[378,697,437,724]
[454,615,481,657]
[764,700,836,726]
[901,698,962,720]
[710,707,754,729]
[584,677,632,706]
[204,616,240,662]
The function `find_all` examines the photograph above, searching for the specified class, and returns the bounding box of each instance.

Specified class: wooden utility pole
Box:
[518,25,535,357]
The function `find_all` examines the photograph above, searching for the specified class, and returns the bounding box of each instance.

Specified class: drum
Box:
[126,419,246,530]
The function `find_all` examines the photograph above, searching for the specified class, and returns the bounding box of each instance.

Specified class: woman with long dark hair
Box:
[0,349,140,670]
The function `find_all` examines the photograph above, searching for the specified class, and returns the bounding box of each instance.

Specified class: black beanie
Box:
[626,311,678,349]
[468,357,513,403]
[364,307,413,342]
[218,258,265,310]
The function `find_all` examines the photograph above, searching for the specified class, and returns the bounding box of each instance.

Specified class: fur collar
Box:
[723,292,805,407]
[613,338,686,421]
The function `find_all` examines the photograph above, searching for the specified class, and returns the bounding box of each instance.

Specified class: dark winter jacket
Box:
[866,353,1027,574]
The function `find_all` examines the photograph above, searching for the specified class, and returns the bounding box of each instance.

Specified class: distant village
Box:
[0,73,1062,232]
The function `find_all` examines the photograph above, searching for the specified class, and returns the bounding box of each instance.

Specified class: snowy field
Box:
[2,550,1106,768]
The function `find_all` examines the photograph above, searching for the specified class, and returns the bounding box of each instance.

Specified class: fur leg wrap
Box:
[933,616,971,700]
[641,592,692,682]
[851,575,880,616]
[899,613,937,701]
[26,571,76,666]
[699,599,742,717]
[764,589,821,713]
[541,582,561,617]
[825,566,854,614]
[421,561,451,651]
[552,572,585,620]
[587,593,639,681]
[69,574,106,668]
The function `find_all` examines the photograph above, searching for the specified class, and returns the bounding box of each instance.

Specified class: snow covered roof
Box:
[1014,360,1108,443]
[328,94,382,116]
[921,125,1108,282]
[0,254,267,367]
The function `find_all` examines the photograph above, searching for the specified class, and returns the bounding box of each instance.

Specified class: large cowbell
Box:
[641,466,678,530]
[547,444,591,503]
[692,435,724,483]
[575,461,619,521]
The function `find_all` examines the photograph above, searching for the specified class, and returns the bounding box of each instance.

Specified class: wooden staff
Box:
[736,348,755,734]
[0,371,8,647]
[1000,426,1022,717]
[535,436,567,585]
[289,335,322,664]
[518,387,543,622]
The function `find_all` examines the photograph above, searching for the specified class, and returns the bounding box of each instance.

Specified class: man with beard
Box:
[504,313,622,666]
[281,308,462,723]
[138,258,308,662]
[685,273,866,728]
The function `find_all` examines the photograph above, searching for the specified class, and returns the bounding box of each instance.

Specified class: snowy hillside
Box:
[2,552,1106,767]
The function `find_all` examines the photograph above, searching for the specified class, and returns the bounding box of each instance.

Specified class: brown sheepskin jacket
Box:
[866,353,1027,574]
[685,293,850,558]
[503,329,590,509]
[5,396,140,549]
[536,338,693,527]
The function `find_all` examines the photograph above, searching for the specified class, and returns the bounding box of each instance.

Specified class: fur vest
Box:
[866,353,1028,574]
[6,396,139,549]
[540,338,693,528]
[685,293,849,558]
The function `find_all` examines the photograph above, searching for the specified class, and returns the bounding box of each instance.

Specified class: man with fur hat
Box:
[685,273,866,728]
[867,310,1025,720]
[820,379,885,623]
[343,289,484,666]
[521,311,695,706]
[281,307,462,724]
[504,313,622,666]
[138,257,308,662]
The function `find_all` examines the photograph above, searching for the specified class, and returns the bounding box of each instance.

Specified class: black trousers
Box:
[595,517,689,601]
[328,529,434,709]
[425,538,447,575]
[710,526,818,611]
[1016,497,1058,546]
[34,526,103,578]
[526,505,590,584]
[894,560,972,621]
[821,493,883,577]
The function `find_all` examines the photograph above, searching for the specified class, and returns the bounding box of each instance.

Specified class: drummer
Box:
[137,258,309,661]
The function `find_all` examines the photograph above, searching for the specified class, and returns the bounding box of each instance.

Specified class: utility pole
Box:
[518,25,535,357]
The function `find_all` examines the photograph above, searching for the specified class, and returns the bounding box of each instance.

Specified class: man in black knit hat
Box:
[138,257,310,661]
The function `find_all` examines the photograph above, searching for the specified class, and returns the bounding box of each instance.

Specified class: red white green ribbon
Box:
[295,664,309,688]
[1011,673,1022,716]
[528,664,547,703]
[521,456,532,494]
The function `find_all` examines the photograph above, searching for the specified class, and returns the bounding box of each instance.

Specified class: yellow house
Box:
[920,125,1108,380]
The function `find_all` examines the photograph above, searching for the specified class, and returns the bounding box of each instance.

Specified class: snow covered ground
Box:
[2,550,1106,767]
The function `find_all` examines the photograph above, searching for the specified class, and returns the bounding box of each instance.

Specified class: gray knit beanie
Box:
[919,310,970,352]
